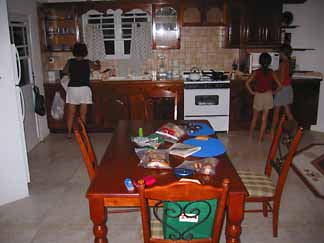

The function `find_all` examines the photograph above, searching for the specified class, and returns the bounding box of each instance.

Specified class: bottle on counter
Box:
[172,60,180,79]
[157,54,167,80]
[231,58,238,80]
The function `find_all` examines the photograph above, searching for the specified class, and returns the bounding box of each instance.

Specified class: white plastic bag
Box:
[51,91,65,120]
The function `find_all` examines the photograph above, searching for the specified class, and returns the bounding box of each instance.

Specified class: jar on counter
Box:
[167,71,172,80]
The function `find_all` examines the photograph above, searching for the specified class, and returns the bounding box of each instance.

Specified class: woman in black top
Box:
[62,43,100,138]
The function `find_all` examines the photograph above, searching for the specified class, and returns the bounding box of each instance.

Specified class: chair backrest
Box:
[265,115,303,198]
[144,89,178,120]
[138,179,230,243]
[73,118,97,181]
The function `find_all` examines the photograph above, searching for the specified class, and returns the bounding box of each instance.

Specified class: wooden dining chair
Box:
[138,179,230,243]
[238,115,303,237]
[73,117,97,181]
[73,117,138,214]
[144,89,178,120]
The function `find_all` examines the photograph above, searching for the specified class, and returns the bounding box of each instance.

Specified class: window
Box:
[82,9,150,59]
[9,21,32,86]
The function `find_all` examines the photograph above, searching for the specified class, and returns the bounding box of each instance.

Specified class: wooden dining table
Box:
[86,120,247,243]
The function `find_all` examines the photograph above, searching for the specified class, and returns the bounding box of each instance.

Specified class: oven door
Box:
[184,88,230,116]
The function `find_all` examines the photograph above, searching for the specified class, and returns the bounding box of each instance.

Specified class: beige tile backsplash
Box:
[44,26,239,80]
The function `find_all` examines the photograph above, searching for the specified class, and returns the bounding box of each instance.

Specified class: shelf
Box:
[293,48,316,51]
[281,25,300,29]
[46,32,75,36]
[45,17,74,21]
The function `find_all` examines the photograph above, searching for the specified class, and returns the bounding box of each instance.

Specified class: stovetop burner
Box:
[183,70,229,83]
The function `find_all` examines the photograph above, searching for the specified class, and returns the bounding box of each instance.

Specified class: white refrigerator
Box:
[0,0,29,206]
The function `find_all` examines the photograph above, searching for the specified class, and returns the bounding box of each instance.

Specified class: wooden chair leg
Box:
[262,202,268,217]
[272,203,279,237]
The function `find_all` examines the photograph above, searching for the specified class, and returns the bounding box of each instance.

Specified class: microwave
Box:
[248,52,280,73]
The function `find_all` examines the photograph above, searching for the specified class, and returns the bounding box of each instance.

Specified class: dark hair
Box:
[72,43,88,57]
[279,44,292,58]
[259,52,272,74]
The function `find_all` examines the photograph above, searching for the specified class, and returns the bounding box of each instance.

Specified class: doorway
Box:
[9,14,39,152]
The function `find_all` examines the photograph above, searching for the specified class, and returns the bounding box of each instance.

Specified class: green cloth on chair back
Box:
[162,199,217,240]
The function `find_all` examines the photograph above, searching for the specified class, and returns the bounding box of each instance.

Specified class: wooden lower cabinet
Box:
[229,79,253,130]
[291,79,321,129]
[44,80,184,132]
[229,78,322,130]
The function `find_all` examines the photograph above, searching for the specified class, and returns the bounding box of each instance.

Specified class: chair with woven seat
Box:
[144,89,178,120]
[238,115,303,237]
[73,117,138,214]
[138,179,230,243]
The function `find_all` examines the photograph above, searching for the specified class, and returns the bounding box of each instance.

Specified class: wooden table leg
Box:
[89,198,108,243]
[226,193,245,243]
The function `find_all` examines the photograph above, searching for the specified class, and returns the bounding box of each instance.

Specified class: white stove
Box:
[183,70,230,132]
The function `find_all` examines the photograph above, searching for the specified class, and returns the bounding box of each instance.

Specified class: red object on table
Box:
[133,175,157,188]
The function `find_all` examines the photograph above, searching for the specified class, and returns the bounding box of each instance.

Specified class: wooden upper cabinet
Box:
[226,0,282,48]
[152,4,180,49]
[226,0,243,48]
[180,0,226,26]
[39,4,80,52]
[242,1,282,48]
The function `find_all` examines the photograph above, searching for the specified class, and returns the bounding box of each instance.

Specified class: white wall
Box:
[284,0,324,132]
[7,0,50,140]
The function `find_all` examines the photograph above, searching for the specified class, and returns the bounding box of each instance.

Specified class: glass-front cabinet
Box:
[39,4,80,52]
[152,4,180,49]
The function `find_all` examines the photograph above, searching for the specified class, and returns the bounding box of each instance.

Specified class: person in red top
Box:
[270,44,294,137]
[246,52,281,143]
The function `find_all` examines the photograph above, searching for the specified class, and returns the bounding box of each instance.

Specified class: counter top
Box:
[45,79,184,86]
[91,79,184,84]
[230,73,322,83]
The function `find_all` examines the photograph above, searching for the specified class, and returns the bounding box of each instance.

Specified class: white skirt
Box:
[66,86,93,105]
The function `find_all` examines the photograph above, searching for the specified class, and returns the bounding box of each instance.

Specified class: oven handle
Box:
[195,101,219,106]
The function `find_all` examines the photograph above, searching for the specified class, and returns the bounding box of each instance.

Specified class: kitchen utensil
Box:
[189,67,201,81]
[201,69,228,80]
[100,68,111,74]
[282,11,294,26]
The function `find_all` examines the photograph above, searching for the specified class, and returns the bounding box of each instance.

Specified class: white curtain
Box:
[123,22,152,75]
[84,24,105,61]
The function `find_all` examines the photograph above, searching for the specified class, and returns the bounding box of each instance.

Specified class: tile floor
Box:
[0,130,324,243]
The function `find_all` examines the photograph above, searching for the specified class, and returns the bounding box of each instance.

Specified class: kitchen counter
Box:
[44,79,184,132]
[90,78,184,84]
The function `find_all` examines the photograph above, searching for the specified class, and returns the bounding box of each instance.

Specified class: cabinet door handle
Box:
[115,99,125,106]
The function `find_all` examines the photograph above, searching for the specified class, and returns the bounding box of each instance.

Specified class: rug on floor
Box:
[293,144,324,198]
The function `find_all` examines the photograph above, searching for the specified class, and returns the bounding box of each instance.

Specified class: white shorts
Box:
[66,86,93,105]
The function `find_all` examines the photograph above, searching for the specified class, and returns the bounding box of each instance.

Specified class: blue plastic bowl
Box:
[174,168,194,178]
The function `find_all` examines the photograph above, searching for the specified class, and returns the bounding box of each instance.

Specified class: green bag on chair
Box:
[163,199,217,240]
